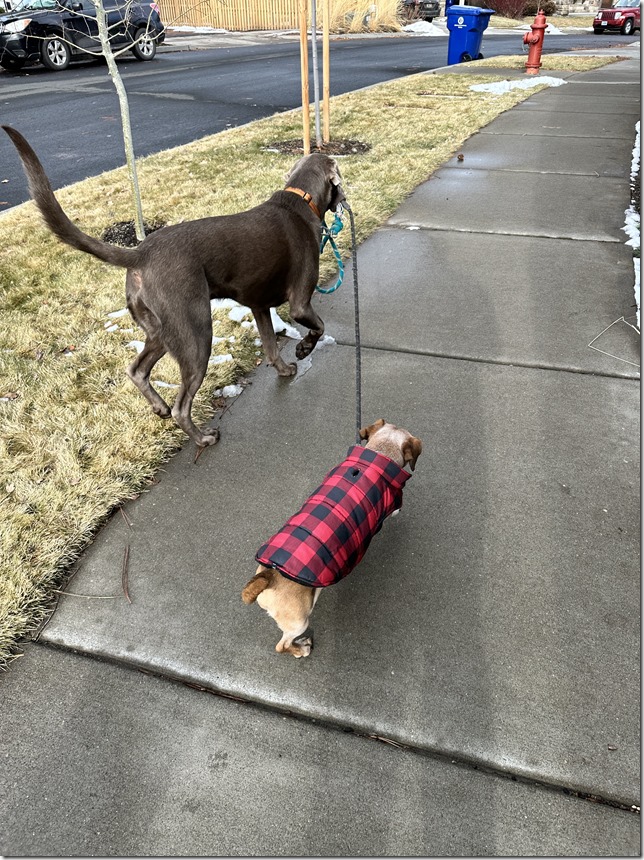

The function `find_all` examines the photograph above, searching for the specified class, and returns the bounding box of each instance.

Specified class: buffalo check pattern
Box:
[256,445,411,587]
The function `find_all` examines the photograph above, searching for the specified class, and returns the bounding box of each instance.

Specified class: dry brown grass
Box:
[0,56,618,664]
[487,13,595,27]
[330,0,402,31]
[473,53,625,69]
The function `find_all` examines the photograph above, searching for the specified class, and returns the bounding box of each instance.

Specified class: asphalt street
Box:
[0,30,638,208]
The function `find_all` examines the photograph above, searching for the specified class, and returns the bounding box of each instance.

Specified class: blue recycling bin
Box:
[446,5,495,64]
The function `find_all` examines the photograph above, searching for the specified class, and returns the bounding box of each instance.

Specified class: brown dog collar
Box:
[284,186,321,219]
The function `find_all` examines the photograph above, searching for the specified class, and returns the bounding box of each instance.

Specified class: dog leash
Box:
[315,214,345,295]
[315,203,361,443]
[343,201,362,443]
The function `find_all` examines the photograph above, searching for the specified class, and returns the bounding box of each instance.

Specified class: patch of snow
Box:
[213,384,244,398]
[169,25,229,33]
[227,304,254,323]
[624,120,640,329]
[630,120,640,181]
[211,298,240,311]
[403,20,446,35]
[212,336,227,344]
[270,308,302,340]
[470,76,567,94]
[153,380,179,388]
[126,340,145,354]
[315,335,336,349]
[634,259,640,331]
[209,353,233,365]
[104,324,119,333]
[107,308,129,319]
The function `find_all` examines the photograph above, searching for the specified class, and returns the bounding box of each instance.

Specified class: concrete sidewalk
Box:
[1,51,640,856]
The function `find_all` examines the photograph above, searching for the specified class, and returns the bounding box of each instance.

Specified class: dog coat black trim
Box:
[255,445,411,587]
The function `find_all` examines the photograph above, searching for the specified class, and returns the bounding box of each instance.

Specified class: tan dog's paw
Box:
[277,634,313,658]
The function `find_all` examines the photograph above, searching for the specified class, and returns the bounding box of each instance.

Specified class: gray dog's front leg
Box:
[290,300,324,360]
[252,307,297,376]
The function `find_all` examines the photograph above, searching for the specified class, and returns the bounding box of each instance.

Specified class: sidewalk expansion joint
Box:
[34,640,641,816]
[387,223,622,243]
[332,340,640,381]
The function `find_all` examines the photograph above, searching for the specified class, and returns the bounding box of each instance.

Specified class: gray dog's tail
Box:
[2,125,140,269]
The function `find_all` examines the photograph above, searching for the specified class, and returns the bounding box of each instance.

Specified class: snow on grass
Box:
[624,121,640,329]
[470,76,566,94]
[403,20,446,35]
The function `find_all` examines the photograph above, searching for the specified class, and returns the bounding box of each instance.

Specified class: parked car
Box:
[0,0,165,71]
[402,0,441,23]
[593,0,640,34]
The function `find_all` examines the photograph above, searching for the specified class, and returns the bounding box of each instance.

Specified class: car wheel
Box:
[621,17,634,34]
[0,56,26,70]
[130,28,157,61]
[41,35,71,70]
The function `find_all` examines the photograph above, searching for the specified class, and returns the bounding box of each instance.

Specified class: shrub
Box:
[484,0,525,18]
[522,0,556,15]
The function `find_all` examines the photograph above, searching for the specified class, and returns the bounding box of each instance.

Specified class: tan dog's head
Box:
[359,419,422,472]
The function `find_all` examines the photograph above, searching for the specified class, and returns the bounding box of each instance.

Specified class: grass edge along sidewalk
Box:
[0,57,617,667]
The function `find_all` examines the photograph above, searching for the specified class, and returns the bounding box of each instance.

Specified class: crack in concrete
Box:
[33,639,641,815]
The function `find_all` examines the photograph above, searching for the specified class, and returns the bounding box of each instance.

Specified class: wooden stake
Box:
[322,0,330,142]
[299,0,311,154]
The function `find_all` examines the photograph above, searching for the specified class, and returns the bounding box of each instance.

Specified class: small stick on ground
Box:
[122,544,132,604]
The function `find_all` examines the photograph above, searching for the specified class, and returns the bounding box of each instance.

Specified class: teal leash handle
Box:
[316,212,345,295]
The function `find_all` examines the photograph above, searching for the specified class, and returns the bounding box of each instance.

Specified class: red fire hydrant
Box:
[523,10,547,75]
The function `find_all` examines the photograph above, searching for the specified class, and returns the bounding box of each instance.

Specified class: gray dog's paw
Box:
[295,341,311,360]
[198,429,221,447]
[277,362,297,377]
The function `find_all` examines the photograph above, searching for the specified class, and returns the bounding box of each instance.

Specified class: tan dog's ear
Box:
[359,418,386,441]
[402,437,422,471]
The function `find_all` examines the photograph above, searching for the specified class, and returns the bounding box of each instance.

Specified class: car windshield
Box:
[612,0,633,7]
[11,0,61,10]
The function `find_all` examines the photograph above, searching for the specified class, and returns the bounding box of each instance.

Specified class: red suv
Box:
[593,0,640,34]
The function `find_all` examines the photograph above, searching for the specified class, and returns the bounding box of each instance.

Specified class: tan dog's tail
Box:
[2,126,141,270]
[241,568,273,604]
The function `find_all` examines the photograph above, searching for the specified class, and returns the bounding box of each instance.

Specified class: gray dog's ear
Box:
[284,156,307,183]
[402,437,423,472]
[359,418,386,441]
[328,158,346,206]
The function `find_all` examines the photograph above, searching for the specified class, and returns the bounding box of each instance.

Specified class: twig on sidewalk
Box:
[122,544,132,604]
[588,316,640,367]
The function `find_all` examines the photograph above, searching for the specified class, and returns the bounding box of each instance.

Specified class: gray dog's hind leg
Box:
[291,300,324,360]
[252,307,297,376]
[172,348,220,448]
[126,338,171,419]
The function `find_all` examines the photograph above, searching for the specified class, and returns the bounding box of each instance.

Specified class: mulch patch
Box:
[102,220,166,247]
[265,138,371,156]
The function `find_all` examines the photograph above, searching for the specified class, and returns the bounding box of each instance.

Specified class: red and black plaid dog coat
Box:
[255,445,411,588]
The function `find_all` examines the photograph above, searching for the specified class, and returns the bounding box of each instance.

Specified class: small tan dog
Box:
[242,420,422,657]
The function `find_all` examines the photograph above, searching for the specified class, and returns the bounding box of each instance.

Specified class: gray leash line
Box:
[342,201,362,443]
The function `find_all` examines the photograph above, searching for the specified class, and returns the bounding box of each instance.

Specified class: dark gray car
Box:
[0,0,165,71]
[402,0,441,22]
